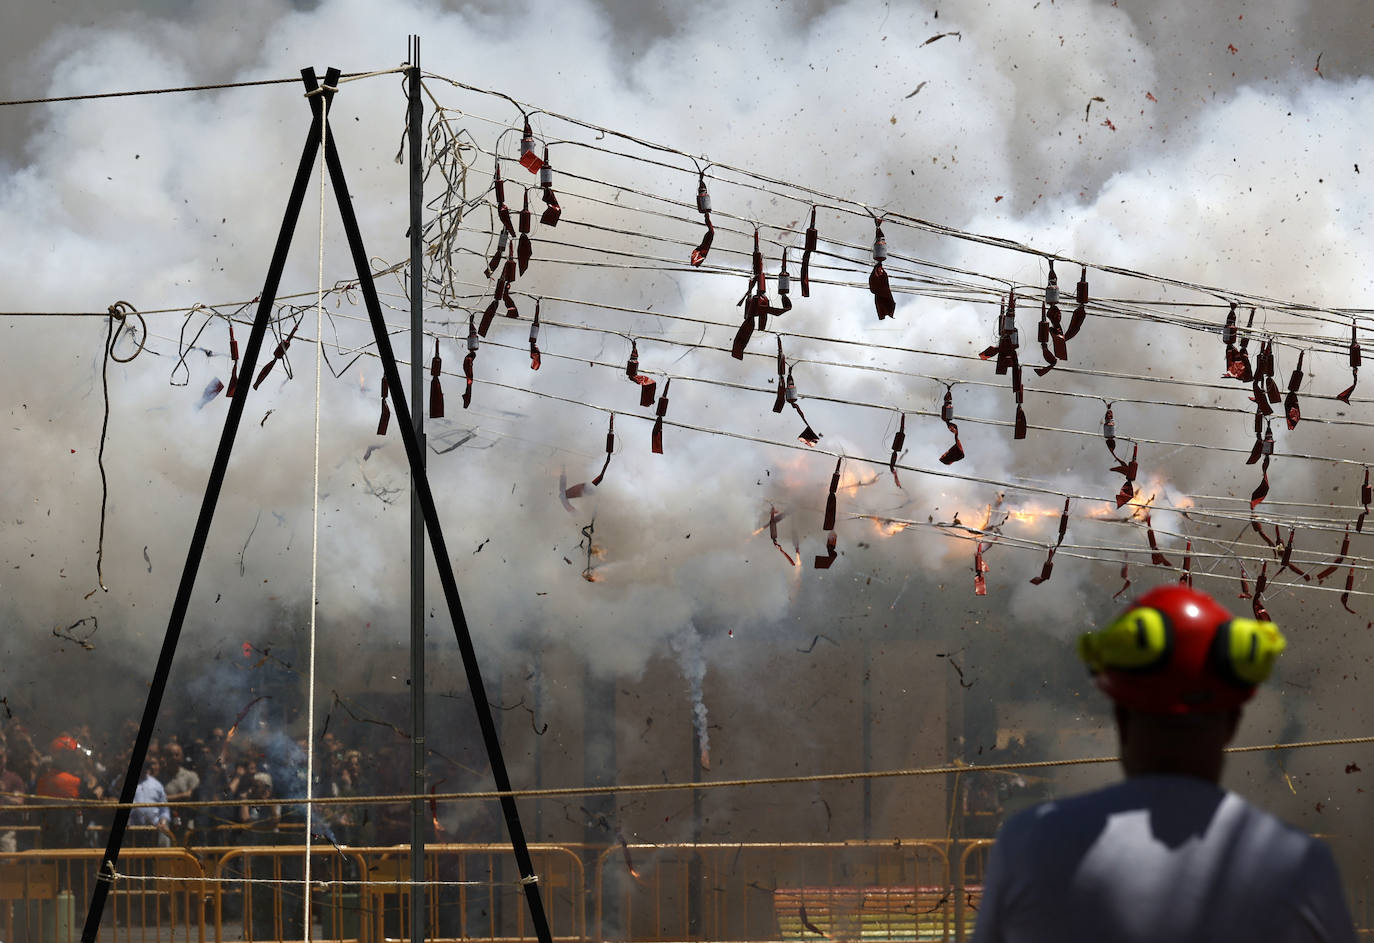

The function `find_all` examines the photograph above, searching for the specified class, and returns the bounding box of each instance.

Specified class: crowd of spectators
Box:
[0,717,415,850]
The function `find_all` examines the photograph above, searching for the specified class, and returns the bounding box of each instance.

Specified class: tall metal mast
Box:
[407,33,428,943]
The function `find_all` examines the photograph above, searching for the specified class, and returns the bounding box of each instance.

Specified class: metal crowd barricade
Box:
[213,843,368,942]
[0,845,208,942]
[349,843,587,943]
[953,840,993,943]
[209,842,585,943]
[593,841,953,943]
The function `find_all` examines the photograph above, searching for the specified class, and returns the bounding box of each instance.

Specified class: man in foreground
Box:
[972,585,1355,942]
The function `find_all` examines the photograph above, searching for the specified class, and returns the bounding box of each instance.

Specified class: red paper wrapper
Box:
[1336,322,1361,403]
[1358,466,1371,533]
[429,337,445,419]
[1315,527,1351,583]
[1284,350,1304,429]
[253,319,300,390]
[1279,527,1311,581]
[1112,558,1132,599]
[529,300,542,371]
[939,389,964,464]
[624,340,657,404]
[377,375,391,436]
[822,458,842,531]
[731,298,755,361]
[801,207,818,297]
[889,413,906,483]
[518,191,533,276]
[752,229,767,296]
[869,262,896,320]
[773,338,787,414]
[519,121,543,173]
[226,324,239,398]
[1145,512,1171,567]
[591,414,615,486]
[814,531,838,569]
[1029,548,1056,585]
[1065,265,1089,340]
[1112,444,1139,508]
[1250,456,1270,509]
[651,379,670,454]
[1252,561,1271,621]
[691,214,714,267]
[479,281,503,337]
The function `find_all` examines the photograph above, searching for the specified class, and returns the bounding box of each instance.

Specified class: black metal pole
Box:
[406,33,428,943]
[79,67,339,943]
[318,86,555,943]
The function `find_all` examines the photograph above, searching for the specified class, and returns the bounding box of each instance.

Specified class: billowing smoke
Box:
[0,0,1370,885]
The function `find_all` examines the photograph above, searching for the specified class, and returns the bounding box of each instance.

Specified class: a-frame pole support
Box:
[79,66,340,943]
[83,62,554,943]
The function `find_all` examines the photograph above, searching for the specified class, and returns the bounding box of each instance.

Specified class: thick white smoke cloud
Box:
[1,0,1371,849]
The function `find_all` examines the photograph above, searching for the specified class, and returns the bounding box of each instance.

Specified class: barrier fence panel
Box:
[954,840,994,943]
[211,843,585,943]
[213,845,368,942]
[0,845,208,943]
[594,841,953,943]
[350,843,586,943]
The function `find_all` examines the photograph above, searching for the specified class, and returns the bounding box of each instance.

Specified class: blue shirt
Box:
[972,775,1355,943]
[130,774,170,828]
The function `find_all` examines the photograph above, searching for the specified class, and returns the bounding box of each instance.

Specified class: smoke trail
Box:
[669,623,710,770]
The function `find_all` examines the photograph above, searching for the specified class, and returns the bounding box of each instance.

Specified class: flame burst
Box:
[1086,477,1194,519]
[865,516,911,537]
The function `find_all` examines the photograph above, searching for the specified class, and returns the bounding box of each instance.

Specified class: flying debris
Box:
[922,31,961,46]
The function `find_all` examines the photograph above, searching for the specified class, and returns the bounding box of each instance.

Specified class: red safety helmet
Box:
[1077,585,1286,714]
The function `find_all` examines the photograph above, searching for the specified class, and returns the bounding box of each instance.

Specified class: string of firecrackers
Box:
[453,147,1368,612]
[192,311,1374,615]
[251,97,1374,614]
[431,113,1365,424]
[423,73,1374,349]
[855,499,1374,607]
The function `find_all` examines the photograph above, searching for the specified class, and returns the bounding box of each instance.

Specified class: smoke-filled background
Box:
[2,0,1372,919]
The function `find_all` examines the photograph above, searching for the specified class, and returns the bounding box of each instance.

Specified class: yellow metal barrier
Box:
[213,844,368,942]
[593,841,953,943]
[0,846,208,942]
[350,843,586,943]
[953,840,993,943]
[211,842,585,943]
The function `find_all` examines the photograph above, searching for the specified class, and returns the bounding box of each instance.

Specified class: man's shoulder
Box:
[996,776,1321,860]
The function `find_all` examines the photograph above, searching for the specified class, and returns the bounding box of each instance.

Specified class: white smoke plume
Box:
[0,0,1370,867]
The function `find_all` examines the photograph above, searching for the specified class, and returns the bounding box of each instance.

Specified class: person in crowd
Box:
[161,742,200,837]
[0,741,26,853]
[972,586,1356,943]
[189,742,232,844]
[129,755,173,847]
[35,735,90,848]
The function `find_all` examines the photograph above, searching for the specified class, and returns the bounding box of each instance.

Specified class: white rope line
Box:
[338,65,409,84]
[303,82,329,943]
[108,872,490,889]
